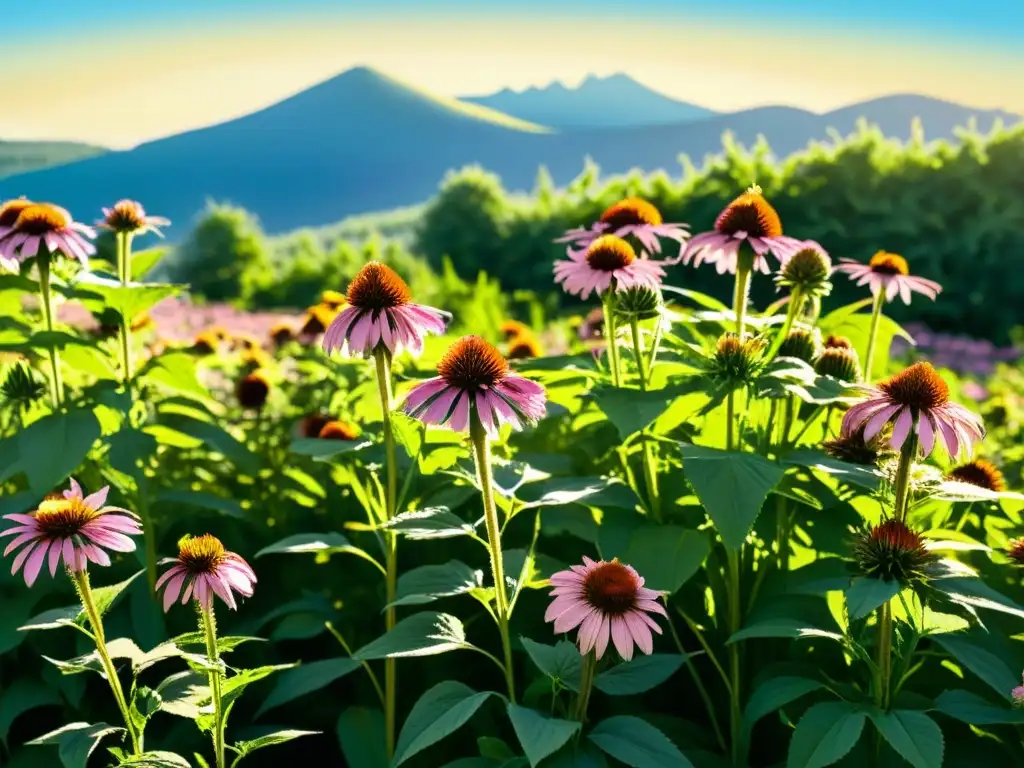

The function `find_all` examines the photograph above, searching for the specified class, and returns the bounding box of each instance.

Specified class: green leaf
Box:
[593,655,684,696]
[391,411,425,459]
[20,570,143,632]
[131,247,168,279]
[44,637,145,677]
[354,612,473,660]
[0,594,35,653]
[622,526,710,594]
[587,715,693,767]
[139,352,208,400]
[929,576,1024,621]
[592,385,693,439]
[845,578,900,620]
[382,508,479,540]
[786,701,866,768]
[107,428,158,481]
[391,561,484,607]
[518,476,639,511]
[780,450,882,491]
[114,752,193,767]
[337,707,388,768]
[728,620,843,644]
[17,408,101,492]
[520,638,582,692]
[0,677,61,746]
[506,704,580,767]
[152,489,245,519]
[679,444,784,550]
[230,730,319,761]
[196,665,296,732]
[818,302,910,382]
[743,675,825,734]
[932,633,1017,697]
[290,437,374,459]
[72,273,183,320]
[393,681,495,766]
[867,710,943,768]
[255,532,381,572]
[933,689,1024,725]
[255,658,361,718]
[172,633,264,654]
[27,722,124,768]
[160,414,257,474]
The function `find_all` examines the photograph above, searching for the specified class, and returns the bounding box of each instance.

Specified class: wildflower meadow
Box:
[3,175,1024,768]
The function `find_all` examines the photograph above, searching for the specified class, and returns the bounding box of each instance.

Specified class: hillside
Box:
[0,140,107,178]
[1,67,1019,235]
[464,73,717,128]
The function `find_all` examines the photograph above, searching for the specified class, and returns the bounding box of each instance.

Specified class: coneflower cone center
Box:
[106,200,147,230]
[438,336,508,390]
[599,198,663,230]
[714,192,783,238]
[319,421,359,440]
[586,235,636,271]
[346,262,412,310]
[33,497,98,537]
[301,413,332,438]
[869,251,909,276]
[583,561,639,614]
[878,362,949,410]
[949,460,1006,491]
[825,335,852,349]
[13,204,70,235]
[0,198,33,228]
[178,534,226,573]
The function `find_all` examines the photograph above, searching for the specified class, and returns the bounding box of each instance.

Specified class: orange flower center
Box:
[507,337,542,360]
[824,335,852,350]
[13,203,71,235]
[236,371,271,409]
[319,421,360,440]
[948,459,1006,492]
[870,519,925,551]
[878,362,949,410]
[499,320,531,340]
[177,534,226,573]
[346,262,412,310]
[585,235,636,271]
[33,496,98,538]
[105,200,147,231]
[599,198,663,230]
[300,413,332,438]
[714,187,783,238]
[437,336,508,390]
[583,560,639,615]
[868,251,909,276]
[301,305,336,335]
[0,198,33,228]
[270,323,294,343]
[320,289,347,310]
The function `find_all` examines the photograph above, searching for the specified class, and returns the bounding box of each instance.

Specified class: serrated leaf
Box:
[506,704,580,767]
[394,681,495,766]
[520,638,582,692]
[933,689,1024,725]
[20,570,143,632]
[743,676,824,734]
[255,658,361,718]
[390,561,484,608]
[867,709,943,768]
[382,508,479,540]
[115,752,193,767]
[592,655,684,696]
[588,715,693,767]
[845,577,900,620]
[337,707,388,768]
[786,701,865,768]
[354,612,473,660]
[17,408,101,493]
[231,730,319,759]
[255,532,381,572]
[27,722,124,768]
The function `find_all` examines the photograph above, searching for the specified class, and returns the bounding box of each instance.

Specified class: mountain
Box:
[0,140,106,179]
[463,73,717,129]
[1,69,1019,236]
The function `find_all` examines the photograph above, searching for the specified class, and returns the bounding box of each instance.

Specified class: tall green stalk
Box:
[764,288,803,360]
[36,254,64,409]
[892,434,919,522]
[116,232,135,391]
[725,548,742,763]
[72,570,141,755]
[373,348,400,759]
[601,292,622,387]
[733,254,754,338]
[574,651,597,723]
[862,291,886,382]
[629,316,660,520]
[469,418,516,702]
[201,605,226,768]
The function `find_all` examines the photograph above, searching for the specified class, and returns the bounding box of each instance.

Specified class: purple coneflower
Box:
[403,336,546,436]
[842,362,984,459]
[545,557,666,661]
[155,533,256,612]
[0,198,33,239]
[554,235,664,300]
[681,185,804,275]
[556,197,688,258]
[322,262,449,358]
[835,251,941,305]
[98,199,170,237]
[0,202,96,266]
[1,479,141,586]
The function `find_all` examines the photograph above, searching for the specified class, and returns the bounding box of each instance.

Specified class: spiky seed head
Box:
[814,347,862,382]
[613,285,662,321]
[710,333,767,385]
[947,459,1007,492]
[776,245,833,298]
[854,519,938,585]
[1,363,47,412]
[777,329,821,364]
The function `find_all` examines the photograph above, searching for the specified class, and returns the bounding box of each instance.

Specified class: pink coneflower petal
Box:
[836,253,941,306]
[544,557,666,662]
[0,203,96,265]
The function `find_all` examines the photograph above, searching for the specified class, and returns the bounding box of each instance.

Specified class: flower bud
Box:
[854,519,938,586]
[710,333,767,385]
[614,285,663,321]
[1,363,47,412]
[776,244,833,298]
[814,347,861,382]
[776,329,821,364]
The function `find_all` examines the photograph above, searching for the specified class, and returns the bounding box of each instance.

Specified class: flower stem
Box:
[629,316,660,521]
[573,651,597,723]
[201,605,226,768]
[733,254,754,337]
[373,348,399,760]
[875,600,893,711]
[862,291,886,383]
[326,621,386,708]
[36,254,64,409]
[775,495,791,572]
[116,232,135,392]
[893,434,919,522]
[71,570,140,755]
[726,390,736,452]
[725,548,743,764]
[664,609,727,754]
[469,418,516,702]
[601,292,622,387]
[764,288,802,360]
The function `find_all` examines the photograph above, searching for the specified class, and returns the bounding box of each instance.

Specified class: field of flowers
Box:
[2,189,1024,768]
